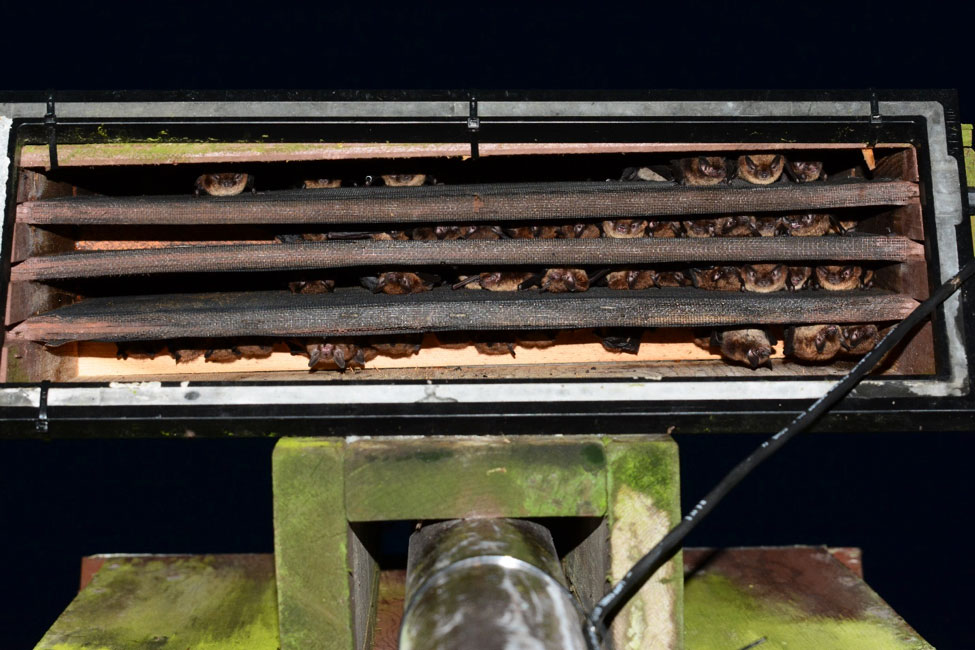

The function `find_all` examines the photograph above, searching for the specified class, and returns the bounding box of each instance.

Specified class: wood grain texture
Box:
[16,180,919,225]
[10,235,925,281]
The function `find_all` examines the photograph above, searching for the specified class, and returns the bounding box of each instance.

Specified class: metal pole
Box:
[399,518,588,650]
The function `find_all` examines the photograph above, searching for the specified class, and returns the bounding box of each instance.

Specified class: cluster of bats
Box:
[180,156,880,371]
[287,264,872,297]
[115,321,880,372]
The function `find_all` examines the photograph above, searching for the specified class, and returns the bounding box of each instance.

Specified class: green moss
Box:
[685,573,931,649]
[607,437,680,524]
[962,123,972,148]
[36,556,279,650]
[344,438,608,520]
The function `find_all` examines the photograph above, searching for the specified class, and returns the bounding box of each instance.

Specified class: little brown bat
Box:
[434,225,469,240]
[712,328,776,370]
[465,225,506,240]
[237,343,274,359]
[205,347,241,363]
[785,160,825,183]
[594,327,643,354]
[115,342,162,360]
[780,213,832,237]
[815,265,865,291]
[194,173,253,197]
[621,166,669,182]
[372,231,411,241]
[719,215,760,237]
[741,264,788,293]
[785,324,842,362]
[362,271,435,295]
[411,227,439,241]
[514,330,559,349]
[690,266,743,292]
[289,279,335,294]
[505,226,537,239]
[685,218,722,238]
[607,269,657,290]
[382,173,426,187]
[559,223,602,239]
[602,219,648,238]
[539,268,590,293]
[754,216,781,237]
[673,156,728,186]
[303,178,342,189]
[472,334,517,357]
[654,270,694,288]
[172,346,205,364]
[306,340,374,371]
[371,334,424,358]
[647,219,683,238]
[454,271,536,292]
[787,266,813,291]
[735,155,785,185]
[840,324,880,355]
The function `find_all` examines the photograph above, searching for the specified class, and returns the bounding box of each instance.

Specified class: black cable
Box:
[584,258,975,648]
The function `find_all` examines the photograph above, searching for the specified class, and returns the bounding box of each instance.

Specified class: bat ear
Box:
[308,347,321,368]
[334,348,347,371]
[361,276,380,292]
[744,156,757,171]
[710,330,721,347]
[689,268,702,287]
[772,155,783,167]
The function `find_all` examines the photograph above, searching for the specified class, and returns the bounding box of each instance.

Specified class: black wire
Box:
[584,258,975,648]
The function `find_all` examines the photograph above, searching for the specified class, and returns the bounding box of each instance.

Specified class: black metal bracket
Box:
[44,93,58,170]
[468,97,480,160]
[36,380,50,433]
[868,91,882,147]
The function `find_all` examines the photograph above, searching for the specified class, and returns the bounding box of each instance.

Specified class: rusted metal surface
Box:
[16,180,919,226]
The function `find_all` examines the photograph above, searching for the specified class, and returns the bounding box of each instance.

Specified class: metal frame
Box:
[0,90,971,436]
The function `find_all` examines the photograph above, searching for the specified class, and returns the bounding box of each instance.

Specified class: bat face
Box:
[786,324,841,361]
[647,220,683,238]
[781,212,832,237]
[815,265,863,291]
[754,216,781,237]
[303,178,342,189]
[691,266,742,292]
[606,269,656,290]
[480,271,535,292]
[289,279,335,294]
[719,215,759,237]
[787,161,824,183]
[195,173,250,196]
[374,271,432,295]
[787,266,813,291]
[307,341,369,371]
[541,268,589,292]
[685,218,718,238]
[741,264,788,293]
[737,154,785,185]
[841,324,879,354]
[655,270,693,288]
[560,223,601,239]
[677,156,728,185]
[382,173,426,187]
[602,219,648,238]
[717,328,774,370]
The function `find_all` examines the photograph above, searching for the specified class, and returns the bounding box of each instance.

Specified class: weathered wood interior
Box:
[1,142,935,382]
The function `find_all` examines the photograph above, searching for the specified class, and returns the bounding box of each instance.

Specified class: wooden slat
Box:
[10,223,74,263]
[17,142,901,168]
[16,180,919,226]
[8,288,919,345]
[859,202,924,241]
[873,149,920,182]
[10,235,925,281]
[4,281,78,325]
